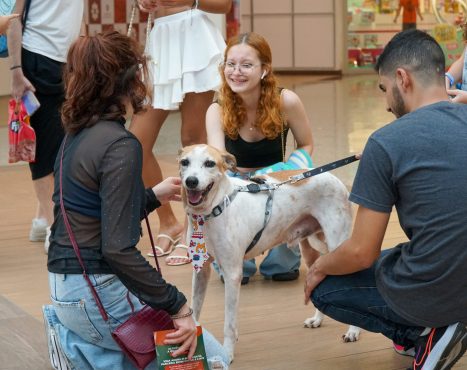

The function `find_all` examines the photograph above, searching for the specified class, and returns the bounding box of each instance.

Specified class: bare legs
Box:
[129,91,214,258]
[33,174,54,225]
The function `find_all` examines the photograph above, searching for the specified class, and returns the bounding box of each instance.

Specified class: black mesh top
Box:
[47,118,186,315]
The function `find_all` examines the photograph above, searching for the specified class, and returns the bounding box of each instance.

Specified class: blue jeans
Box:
[217,170,301,278]
[47,272,229,369]
[310,250,424,347]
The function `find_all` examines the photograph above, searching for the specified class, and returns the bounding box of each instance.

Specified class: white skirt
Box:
[146,9,226,110]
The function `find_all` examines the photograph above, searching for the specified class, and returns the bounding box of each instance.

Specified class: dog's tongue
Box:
[187,190,203,204]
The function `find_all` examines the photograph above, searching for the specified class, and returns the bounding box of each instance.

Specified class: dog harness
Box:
[188,154,360,271]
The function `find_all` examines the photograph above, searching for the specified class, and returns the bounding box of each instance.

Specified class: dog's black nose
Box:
[185,176,199,189]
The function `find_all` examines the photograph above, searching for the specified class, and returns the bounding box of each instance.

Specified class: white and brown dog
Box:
[179,144,360,362]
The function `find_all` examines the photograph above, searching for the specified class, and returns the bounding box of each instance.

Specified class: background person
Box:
[305,30,467,370]
[202,32,317,284]
[7,0,84,252]
[445,19,467,102]
[129,0,232,264]
[42,31,228,370]
[393,0,423,31]
[0,13,19,35]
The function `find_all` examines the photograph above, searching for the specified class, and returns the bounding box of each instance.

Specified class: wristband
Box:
[445,72,454,87]
[10,65,22,70]
[170,307,193,319]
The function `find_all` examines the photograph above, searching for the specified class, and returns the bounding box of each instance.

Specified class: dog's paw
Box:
[303,316,323,328]
[342,325,360,342]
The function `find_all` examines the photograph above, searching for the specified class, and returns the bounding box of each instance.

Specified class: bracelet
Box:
[192,0,199,10]
[171,307,193,319]
[445,72,454,87]
[10,65,22,70]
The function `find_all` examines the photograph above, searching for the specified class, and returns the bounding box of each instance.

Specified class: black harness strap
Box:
[245,190,274,254]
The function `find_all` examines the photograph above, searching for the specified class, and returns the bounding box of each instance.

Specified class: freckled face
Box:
[224,44,263,94]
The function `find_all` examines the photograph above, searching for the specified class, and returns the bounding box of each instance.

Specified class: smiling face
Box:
[178,145,236,212]
[223,44,265,95]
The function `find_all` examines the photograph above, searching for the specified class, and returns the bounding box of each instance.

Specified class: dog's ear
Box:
[221,151,237,172]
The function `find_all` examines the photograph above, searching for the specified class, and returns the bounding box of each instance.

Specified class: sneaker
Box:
[393,341,416,357]
[44,226,51,254]
[29,218,48,242]
[411,322,467,370]
[42,305,72,370]
[271,269,300,282]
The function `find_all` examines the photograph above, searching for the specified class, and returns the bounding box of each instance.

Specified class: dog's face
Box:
[178,144,236,211]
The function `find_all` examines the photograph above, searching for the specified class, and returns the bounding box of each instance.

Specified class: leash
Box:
[235,154,360,193]
[196,154,360,257]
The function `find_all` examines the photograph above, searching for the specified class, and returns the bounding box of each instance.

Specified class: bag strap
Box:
[59,135,163,321]
[127,1,152,46]
[22,0,32,32]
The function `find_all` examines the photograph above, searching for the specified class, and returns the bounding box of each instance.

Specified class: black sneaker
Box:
[410,322,467,370]
[271,269,300,281]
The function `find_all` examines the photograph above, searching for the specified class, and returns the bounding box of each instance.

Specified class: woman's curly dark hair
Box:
[61,31,148,134]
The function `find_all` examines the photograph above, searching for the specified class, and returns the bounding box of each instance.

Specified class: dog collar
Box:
[204,190,239,221]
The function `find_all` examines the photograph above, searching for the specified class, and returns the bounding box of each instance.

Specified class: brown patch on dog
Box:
[205,145,237,172]
[267,170,311,186]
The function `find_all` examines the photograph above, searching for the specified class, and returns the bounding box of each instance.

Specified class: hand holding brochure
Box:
[154,326,209,370]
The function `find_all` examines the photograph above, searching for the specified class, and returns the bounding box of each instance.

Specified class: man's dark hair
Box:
[375,30,445,85]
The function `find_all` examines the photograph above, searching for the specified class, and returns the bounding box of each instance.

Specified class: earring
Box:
[261,71,267,80]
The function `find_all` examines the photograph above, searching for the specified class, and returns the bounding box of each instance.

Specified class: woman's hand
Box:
[152,177,182,204]
[137,0,159,12]
[0,14,19,35]
[164,306,198,359]
[447,89,467,104]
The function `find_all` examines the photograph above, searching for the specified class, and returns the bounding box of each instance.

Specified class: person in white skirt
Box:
[130,0,232,265]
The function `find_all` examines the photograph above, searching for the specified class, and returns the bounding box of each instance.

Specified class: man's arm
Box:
[304,206,390,304]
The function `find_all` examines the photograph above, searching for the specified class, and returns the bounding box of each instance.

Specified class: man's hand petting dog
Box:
[304,260,327,305]
[152,177,182,204]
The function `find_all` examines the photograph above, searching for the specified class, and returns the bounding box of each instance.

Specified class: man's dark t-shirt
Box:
[350,101,467,327]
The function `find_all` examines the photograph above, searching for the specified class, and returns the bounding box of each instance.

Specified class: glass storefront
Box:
[347,0,466,71]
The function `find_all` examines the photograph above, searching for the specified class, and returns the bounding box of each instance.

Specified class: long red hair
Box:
[220,32,282,140]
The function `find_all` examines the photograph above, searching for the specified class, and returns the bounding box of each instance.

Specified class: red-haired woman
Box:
[199,32,318,284]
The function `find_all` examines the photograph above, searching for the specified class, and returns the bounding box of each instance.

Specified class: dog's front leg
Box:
[191,262,212,321]
[221,266,243,363]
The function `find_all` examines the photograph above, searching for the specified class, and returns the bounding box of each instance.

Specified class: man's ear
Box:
[395,68,412,92]
[221,151,237,172]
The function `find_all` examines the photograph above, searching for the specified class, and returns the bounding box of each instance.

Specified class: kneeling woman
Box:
[43,32,228,370]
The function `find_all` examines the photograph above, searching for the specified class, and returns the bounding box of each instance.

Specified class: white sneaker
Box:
[29,218,48,242]
[44,226,51,254]
[42,305,73,370]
